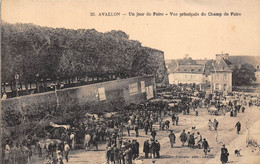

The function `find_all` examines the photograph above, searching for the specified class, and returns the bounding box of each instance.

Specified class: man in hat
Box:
[92,133,99,151]
[127,124,131,136]
[151,129,157,140]
[208,119,212,131]
[168,130,176,148]
[144,121,149,135]
[235,121,241,134]
[213,119,219,131]
[176,115,179,126]
[150,139,156,159]
[220,144,229,164]
[164,120,170,131]
[189,133,195,148]
[106,147,112,164]
[180,129,187,147]
[134,125,139,137]
[155,140,160,158]
[202,138,209,155]
[143,139,150,158]
[124,147,133,164]
[195,132,202,149]
[134,139,139,159]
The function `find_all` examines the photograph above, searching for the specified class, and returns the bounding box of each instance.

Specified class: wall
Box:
[255,71,260,84]
[173,73,204,84]
[2,75,156,118]
[211,72,232,93]
[168,73,174,85]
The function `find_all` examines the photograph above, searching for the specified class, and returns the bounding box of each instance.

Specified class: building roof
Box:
[174,64,205,74]
[210,58,232,73]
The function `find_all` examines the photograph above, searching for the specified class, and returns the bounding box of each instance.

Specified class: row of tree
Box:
[1,22,167,92]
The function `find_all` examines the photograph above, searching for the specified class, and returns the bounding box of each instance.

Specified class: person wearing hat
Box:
[195,132,202,149]
[235,121,241,134]
[106,147,112,164]
[92,133,99,151]
[155,140,160,158]
[202,138,209,155]
[143,139,150,158]
[220,144,229,164]
[124,147,133,164]
[151,129,157,140]
[180,129,187,147]
[134,124,139,137]
[208,119,212,131]
[168,130,176,148]
[150,139,157,159]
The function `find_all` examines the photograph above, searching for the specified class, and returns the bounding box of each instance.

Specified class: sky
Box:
[1,0,260,59]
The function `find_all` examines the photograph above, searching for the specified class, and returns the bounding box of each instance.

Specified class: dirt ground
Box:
[33,106,260,164]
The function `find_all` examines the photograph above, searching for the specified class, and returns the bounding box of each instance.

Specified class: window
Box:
[224,74,227,81]
[191,69,194,72]
[129,83,138,96]
[257,65,259,69]
[98,87,106,101]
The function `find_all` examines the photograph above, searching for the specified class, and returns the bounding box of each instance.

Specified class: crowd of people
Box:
[2,84,259,164]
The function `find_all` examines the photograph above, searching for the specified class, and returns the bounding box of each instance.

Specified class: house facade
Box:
[210,55,233,93]
[173,65,205,84]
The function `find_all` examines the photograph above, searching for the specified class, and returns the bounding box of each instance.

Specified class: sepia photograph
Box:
[1,0,260,163]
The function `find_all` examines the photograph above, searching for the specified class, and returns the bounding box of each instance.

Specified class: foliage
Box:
[232,63,256,86]
[1,22,167,91]
[177,55,197,65]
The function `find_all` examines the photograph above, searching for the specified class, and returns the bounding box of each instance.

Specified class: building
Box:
[166,59,210,85]
[166,60,178,84]
[173,64,206,84]
[210,54,233,93]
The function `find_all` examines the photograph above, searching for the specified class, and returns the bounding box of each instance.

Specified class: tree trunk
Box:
[44,79,47,91]
[10,82,13,91]
[25,81,29,95]
[2,83,6,92]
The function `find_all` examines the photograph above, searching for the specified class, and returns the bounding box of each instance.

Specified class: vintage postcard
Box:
[1,0,260,164]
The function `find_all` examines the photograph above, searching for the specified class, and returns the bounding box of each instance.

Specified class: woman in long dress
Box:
[220,144,229,164]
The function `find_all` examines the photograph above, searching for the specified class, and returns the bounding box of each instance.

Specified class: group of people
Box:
[179,129,209,154]
[105,139,140,164]
[208,119,219,131]
[2,83,258,164]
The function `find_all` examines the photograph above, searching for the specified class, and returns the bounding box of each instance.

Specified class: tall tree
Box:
[232,63,256,86]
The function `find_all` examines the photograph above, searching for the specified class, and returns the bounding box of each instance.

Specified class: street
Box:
[33,106,260,164]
